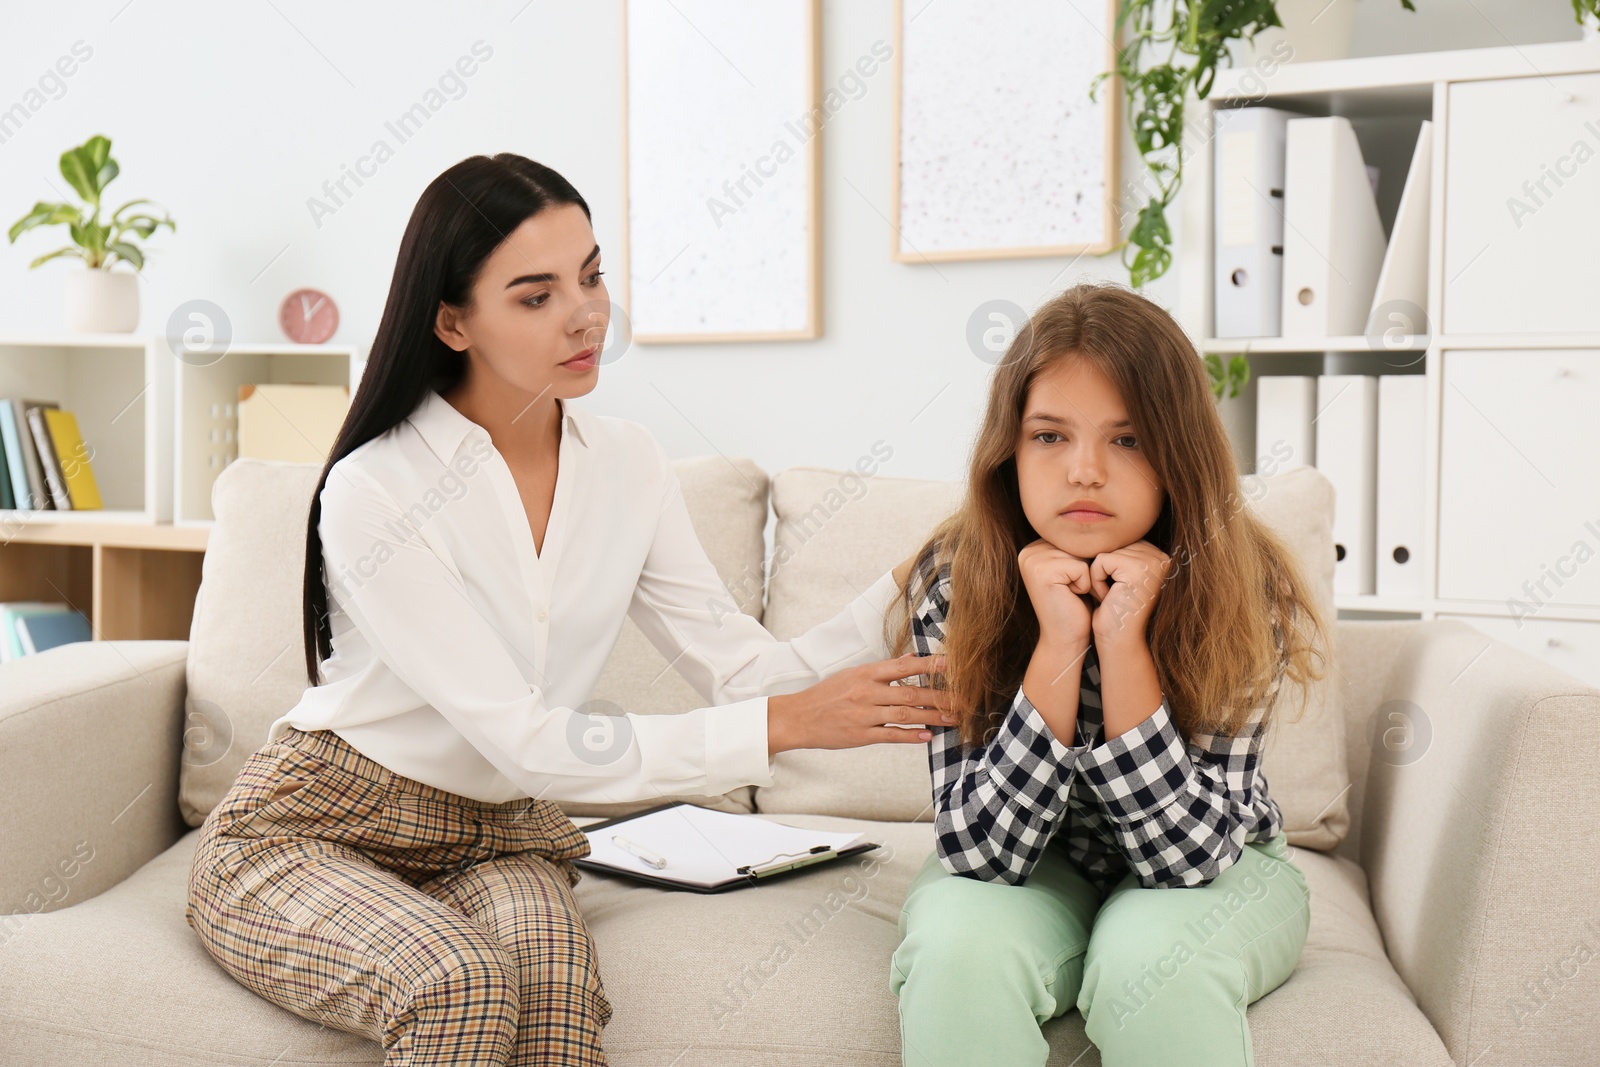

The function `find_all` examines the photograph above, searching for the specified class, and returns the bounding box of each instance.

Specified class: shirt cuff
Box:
[1014,688,1086,765]
[852,569,902,645]
[702,695,774,795]
[989,689,1087,816]
[1075,696,1188,822]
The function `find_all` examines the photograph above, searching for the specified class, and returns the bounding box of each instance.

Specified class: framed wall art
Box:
[622,0,822,342]
[892,0,1120,263]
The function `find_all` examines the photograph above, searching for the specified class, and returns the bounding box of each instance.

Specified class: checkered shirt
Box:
[911,551,1286,892]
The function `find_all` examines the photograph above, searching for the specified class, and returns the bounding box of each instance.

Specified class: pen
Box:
[611,834,667,869]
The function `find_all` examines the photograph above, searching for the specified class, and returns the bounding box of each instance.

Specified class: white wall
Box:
[0,0,1581,483]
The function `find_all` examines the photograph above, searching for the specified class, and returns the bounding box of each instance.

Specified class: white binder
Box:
[1366,121,1433,340]
[1281,117,1388,338]
[1213,107,1298,338]
[1315,375,1379,596]
[1255,376,1317,470]
[1376,375,1427,598]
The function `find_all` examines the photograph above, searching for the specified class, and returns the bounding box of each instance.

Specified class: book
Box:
[0,404,22,509]
[16,608,91,655]
[0,602,73,661]
[41,408,102,510]
[573,801,880,893]
[0,424,11,510]
[25,404,70,510]
[1,399,57,509]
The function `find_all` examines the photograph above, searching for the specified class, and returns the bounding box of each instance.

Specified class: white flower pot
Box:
[1233,0,1360,66]
[64,268,141,333]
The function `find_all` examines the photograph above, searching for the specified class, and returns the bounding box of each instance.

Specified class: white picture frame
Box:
[892,0,1121,263]
[621,0,822,343]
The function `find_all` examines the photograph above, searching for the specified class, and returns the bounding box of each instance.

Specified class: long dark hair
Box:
[301,154,591,685]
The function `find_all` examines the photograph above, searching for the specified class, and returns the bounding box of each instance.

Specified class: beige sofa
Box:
[2,455,1597,1066]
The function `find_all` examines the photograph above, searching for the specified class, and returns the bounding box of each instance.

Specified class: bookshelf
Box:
[0,333,358,641]
[1177,38,1600,687]
[0,334,172,522]
[173,342,356,523]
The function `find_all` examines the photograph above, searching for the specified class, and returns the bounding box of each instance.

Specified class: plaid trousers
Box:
[186,725,611,1066]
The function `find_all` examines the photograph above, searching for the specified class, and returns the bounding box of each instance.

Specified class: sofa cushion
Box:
[179,454,770,828]
[754,463,1352,853]
[576,455,771,818]
[179,460,324,828]
[755,467,964,823]
[0,822,1448,1066]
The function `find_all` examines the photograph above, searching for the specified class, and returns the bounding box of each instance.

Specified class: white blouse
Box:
[269,388,902,805]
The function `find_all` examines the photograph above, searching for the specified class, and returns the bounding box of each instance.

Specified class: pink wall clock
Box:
[278,288,339,344]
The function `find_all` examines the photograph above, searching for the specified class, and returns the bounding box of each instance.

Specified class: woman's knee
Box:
[405,933,524,1029]
[471,872,611,1026]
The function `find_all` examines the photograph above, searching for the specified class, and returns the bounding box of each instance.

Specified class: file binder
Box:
[237,383,350,463]
[1365,121,1433,341]
[1281,117,1387,338]
[1315,375,1379,596]
[573,801,881,894]
[1376,375,1427,598]
[1213,106,1298,338]
[1255,376,1317,470]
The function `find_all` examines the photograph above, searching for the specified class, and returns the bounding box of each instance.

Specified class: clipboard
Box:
[572,801,882,894]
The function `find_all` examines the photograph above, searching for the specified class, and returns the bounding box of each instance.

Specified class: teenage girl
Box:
[885,282,1327,1067]
[183,154,959,1067]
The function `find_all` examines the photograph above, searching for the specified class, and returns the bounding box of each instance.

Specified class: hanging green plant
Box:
[1089,0,1418,292]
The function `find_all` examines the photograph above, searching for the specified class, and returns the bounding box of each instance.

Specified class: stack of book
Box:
[0,398,103,511]
[0,602,92,660]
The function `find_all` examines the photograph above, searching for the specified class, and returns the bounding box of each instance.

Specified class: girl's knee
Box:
[893,875,1077,1002]
[1077,935,1248,1031]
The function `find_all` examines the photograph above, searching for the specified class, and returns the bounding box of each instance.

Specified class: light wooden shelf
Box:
[0,520,210,641]
[0,517,210,551]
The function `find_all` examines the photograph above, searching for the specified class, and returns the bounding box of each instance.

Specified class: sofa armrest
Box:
[0,640,189,922]
[1357,619,1600,1067]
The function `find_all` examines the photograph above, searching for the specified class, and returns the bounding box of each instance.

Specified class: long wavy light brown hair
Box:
[887,281,1330,749]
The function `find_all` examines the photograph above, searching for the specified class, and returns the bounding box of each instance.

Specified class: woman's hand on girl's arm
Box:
[766,653,960,757]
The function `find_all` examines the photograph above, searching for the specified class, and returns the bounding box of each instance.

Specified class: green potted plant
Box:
[7,134,175,333]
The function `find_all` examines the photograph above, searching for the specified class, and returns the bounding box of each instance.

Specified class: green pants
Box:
[889,834,1310,1067]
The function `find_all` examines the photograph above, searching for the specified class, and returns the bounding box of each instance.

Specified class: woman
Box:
[184,154,957,1067]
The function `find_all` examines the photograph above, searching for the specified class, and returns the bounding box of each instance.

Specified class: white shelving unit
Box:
[0,334,174,523]
[0,332,358,640]
[1177,39,1600,686]
[172,341,356,524]
[0,333,357,526]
